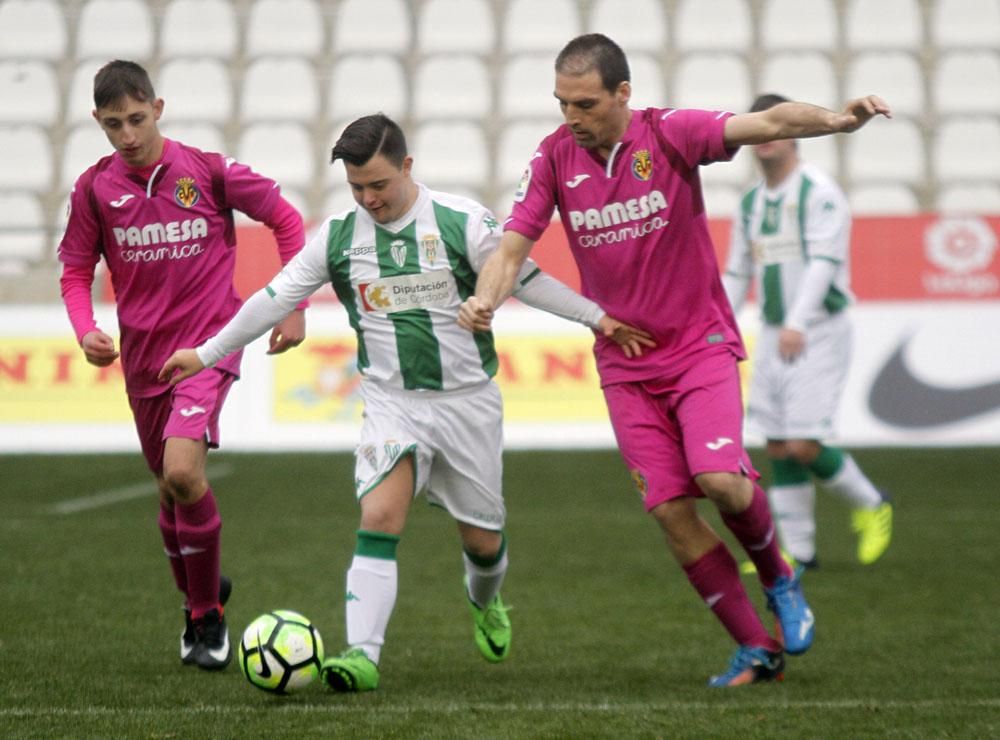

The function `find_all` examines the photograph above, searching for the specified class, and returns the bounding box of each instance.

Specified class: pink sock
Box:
[721,482,792,588]
[158,504,188,602]
[683,543,781,652]
[175,489,222,620]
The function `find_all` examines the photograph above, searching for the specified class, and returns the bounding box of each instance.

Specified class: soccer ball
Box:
[238,610,324,694]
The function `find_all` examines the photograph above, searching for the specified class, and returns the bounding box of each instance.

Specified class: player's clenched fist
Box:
[158,348,205,385]
[458,296,494,332]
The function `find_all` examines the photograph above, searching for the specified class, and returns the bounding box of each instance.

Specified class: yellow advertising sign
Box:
[273,333,610,422]
[0,338,131,422]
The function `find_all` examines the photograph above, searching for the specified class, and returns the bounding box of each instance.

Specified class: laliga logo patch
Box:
[631,149,653,181]
[174,177,200,208]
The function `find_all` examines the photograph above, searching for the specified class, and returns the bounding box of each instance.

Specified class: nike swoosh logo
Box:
[179,406,207,417]
[869,334,1000,427]
[110,194,135,207]
[799,610,815,641]
[705,593,724,608]
[481,629,507,658]
[565,174,590,188]
[255,630,271,678]
[705,437,734,451]
[207,630,230,662]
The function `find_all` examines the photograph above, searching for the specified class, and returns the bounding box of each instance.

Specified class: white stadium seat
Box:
[503,0,581,53]
[588,0,667,53]
[626,53,666,111]
[332,0,411,54]
[845,0,922,51]
[0,0,67,60]
[495,118,561,190]
[159,58,233,124]
[413,55,491,120]
[0,191,46,262]
[673,53,751,112]
[936,183,1000,214]
[761,0,837,51]
[760,52,838,111]
[417,0,495,54]
[61,124,113,189]
[674,0,751,52]
[240,57,319,123]
[845,52,924,118]
[0,126,53,191]
[500,54,559,118]
[238,122,315,189]
[160,0,238,59]
[849,184,920,215]
[845,117,924,185]
[932,0,1000,49]
[934,51,1000,115]
[0,61,59,126]
[700,145,754,188]
[246,0,324,57]
[798,136,840,180]
[67,61,103,125]
[412,121,488,187]
[76,0,154,60]
[701,184,742,219]
[327,54,407,120]
[933,118,1000,181]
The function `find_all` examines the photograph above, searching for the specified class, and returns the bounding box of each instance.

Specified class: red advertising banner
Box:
[108,215,996,303]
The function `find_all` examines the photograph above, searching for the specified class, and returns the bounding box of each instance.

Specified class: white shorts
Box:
[747,313,852,440]
[354,378,505,530]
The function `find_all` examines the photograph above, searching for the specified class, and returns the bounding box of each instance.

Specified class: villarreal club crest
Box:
[174,176,201,208]
[631,149,653,181]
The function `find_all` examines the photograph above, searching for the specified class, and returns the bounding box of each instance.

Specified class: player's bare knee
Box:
[460,528,502,560]
[162,464,206,503]
[696,472,751,513]
[784,439,822,465]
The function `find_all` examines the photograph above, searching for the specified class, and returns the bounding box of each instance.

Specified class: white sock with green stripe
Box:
[769,458,818,563]
[810,447,882,509]
[463,533,507,609]
[345,530,399,664]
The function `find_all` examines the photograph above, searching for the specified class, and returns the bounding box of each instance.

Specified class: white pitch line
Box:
[2,698,999,718]
[48,464,235,515]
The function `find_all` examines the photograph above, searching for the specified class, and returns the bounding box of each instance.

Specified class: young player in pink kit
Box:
[461,34,891,686]
[58,60,308,671]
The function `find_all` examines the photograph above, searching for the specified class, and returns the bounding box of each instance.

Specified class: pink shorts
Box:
[128,368,236,474]
[602,351,758,512]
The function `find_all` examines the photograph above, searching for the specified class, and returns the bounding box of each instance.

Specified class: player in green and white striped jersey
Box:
[160,114,653,692]
[723,94,892,571]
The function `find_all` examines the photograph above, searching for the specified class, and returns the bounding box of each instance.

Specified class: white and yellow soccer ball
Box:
[238,610,324,694]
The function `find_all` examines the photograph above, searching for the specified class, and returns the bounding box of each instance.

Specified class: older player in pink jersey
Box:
[460,34,891,687]
[58,60,308,671]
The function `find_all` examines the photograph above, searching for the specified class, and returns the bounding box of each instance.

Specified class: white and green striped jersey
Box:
[243,183,602,392]
[725,163,853,327]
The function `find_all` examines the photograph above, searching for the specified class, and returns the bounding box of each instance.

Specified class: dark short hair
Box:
[555,33,630,94]
[749,93,790,113]
[331,113,407,168]
[93,60,156,110]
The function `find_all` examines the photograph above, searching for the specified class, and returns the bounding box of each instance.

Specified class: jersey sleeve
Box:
[264,219,334,309]
[218,155,283,223]
[504,138,559,242]
[657,108,739,169]
[57,173,103,268]
[804,181,851,263]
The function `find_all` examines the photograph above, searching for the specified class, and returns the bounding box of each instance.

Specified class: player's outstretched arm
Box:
[724,96,892,146]
[158,349,205,385]
[596,315,657,358]
[460,230,536,332]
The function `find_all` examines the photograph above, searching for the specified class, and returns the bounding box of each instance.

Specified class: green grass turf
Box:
[1,449,998,738]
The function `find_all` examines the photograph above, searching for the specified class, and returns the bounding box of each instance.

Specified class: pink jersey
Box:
[507,107,746,385]
[58,139,283,397]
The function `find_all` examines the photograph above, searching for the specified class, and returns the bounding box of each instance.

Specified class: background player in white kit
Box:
[724,93,893,570]
[160,113,653,693]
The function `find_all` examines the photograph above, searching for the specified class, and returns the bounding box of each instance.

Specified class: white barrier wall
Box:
[1,302,999,453]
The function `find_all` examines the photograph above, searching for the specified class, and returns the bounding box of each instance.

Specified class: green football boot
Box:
[465,577,511,663]
[853,496,893,565]
[320,647,380,692]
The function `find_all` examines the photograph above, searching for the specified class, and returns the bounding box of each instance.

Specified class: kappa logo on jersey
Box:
[566,174,591,188]
[420,233,440,263]
[483,215,499,233]
[389,239,407,268]
[110,194,135,208]
[631,149,653,181]
[174,177,200,208]
[342,244,376,257]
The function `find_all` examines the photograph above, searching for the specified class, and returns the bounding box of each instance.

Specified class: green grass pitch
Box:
[1,449,998,737]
